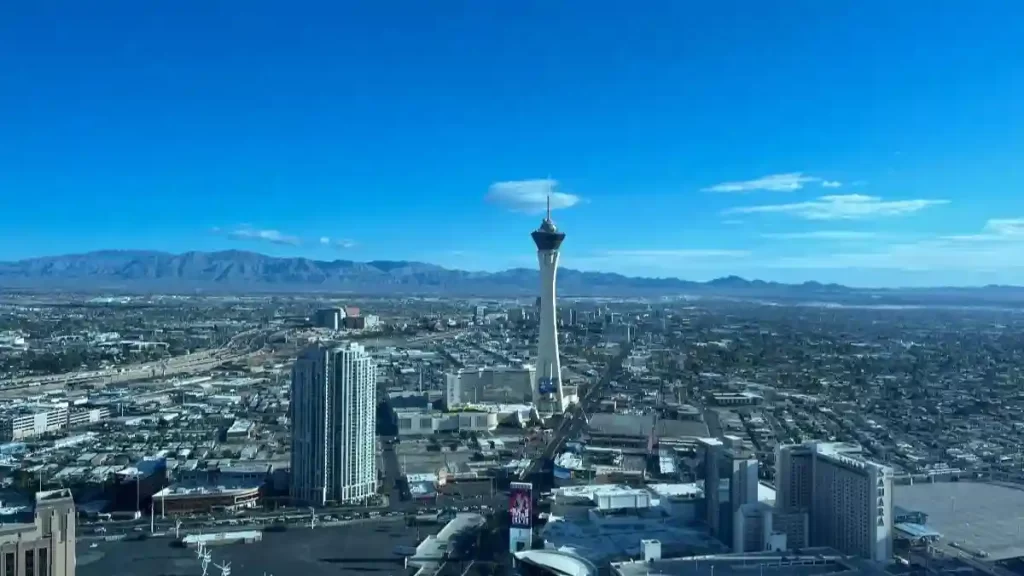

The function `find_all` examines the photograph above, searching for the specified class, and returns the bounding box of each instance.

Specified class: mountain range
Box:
[1,250,1024,305]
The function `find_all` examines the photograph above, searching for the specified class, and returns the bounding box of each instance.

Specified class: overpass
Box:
[1,328,262,391]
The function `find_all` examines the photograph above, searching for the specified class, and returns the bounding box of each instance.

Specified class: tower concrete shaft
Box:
[531,202,566,414]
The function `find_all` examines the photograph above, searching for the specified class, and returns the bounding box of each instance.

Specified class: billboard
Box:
[537,377,558,395]
[509,481,533,528]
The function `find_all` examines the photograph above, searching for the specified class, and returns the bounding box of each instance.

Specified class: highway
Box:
[3,328,456,391]
[1,329,262,390]
[80,514,410,542]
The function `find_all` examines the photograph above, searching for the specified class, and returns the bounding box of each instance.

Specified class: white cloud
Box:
[821,180,842,188]
[568,248,750,274]
[226,226,301,246]
[765,217,1024,272]
[486,179,581,214]
[725,194,948,221]
[985,219,1024,236]
[943,218,1024,242]
[761,231,879,240]
[702,172,821,193]
[765,239,1024,272]
[600,249,751,259]
[320,237,358,249]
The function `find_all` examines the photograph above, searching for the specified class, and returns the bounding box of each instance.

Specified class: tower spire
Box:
[546,194,551,221]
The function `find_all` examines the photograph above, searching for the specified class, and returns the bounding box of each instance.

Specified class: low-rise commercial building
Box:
[445,366,536,408]
[392,404,535,436]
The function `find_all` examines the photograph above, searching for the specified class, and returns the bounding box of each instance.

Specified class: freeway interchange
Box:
[1,329,261,391]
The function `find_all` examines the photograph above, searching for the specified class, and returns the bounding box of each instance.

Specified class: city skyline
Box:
[3,4,1024,287]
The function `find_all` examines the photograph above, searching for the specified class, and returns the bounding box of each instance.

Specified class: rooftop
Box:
[541,514,723,564]
[78,519,435,576]
[514,549,597,576]
[895,481,1024,561]
[612,548,880,576]
[588,413,654,438]
[155,482,261,498]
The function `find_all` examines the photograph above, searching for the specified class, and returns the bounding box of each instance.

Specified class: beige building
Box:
[776,441,892,563]
[445,366,536,408]
[0,488,76,576]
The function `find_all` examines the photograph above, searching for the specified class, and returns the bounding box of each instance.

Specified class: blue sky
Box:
[2,2,1023,287]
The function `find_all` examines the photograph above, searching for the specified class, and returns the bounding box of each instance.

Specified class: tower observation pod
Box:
[531,196,566,414]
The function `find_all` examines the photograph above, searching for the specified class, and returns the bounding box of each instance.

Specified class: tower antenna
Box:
[546,175,553,220]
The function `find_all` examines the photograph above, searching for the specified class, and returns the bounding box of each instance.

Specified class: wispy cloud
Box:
[725,194,948,221]
[320,236,358,249]
[985,219,1024,237]
[761,230,880,240]
[224,225,301,246]
[600,249,751,259]
[765,218,1024,272]
[486,178,581,214]
[702,172,823,193]
[765,240,1022,272]
[942,218,1024,242]
[821,180,842,189]
[568,248,750,274]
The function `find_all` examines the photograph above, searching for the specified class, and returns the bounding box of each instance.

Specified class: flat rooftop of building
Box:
[556,483,653,502]
[588,413,653,438]
[155,482,262,498]
[394,438,479,476]
[613,548,882,576]
[77,519,428,576]
[894,481,1024,561]
[541,513,724,564]
[438,477,496,499]
[655,419,710,438]
[647,483,703,499]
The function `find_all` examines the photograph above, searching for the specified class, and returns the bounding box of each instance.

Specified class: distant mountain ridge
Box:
[2,250,1024,305]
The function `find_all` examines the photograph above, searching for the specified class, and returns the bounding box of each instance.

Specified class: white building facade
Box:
[290,342,377,506]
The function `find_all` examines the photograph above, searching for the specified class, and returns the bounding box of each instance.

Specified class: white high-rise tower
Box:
[532,196,566,414]
[290,342,377,506]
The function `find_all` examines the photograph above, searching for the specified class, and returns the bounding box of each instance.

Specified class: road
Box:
[1,328,262,389]
[80,514,409,542]
[522,346,630,480]
[380,435,408,508]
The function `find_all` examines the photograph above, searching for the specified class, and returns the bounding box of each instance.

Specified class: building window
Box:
[25,549,34,576]
[5,552,14,576]
[38,549,48,576]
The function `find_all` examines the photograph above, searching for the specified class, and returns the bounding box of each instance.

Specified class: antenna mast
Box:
[215,560,232,576]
